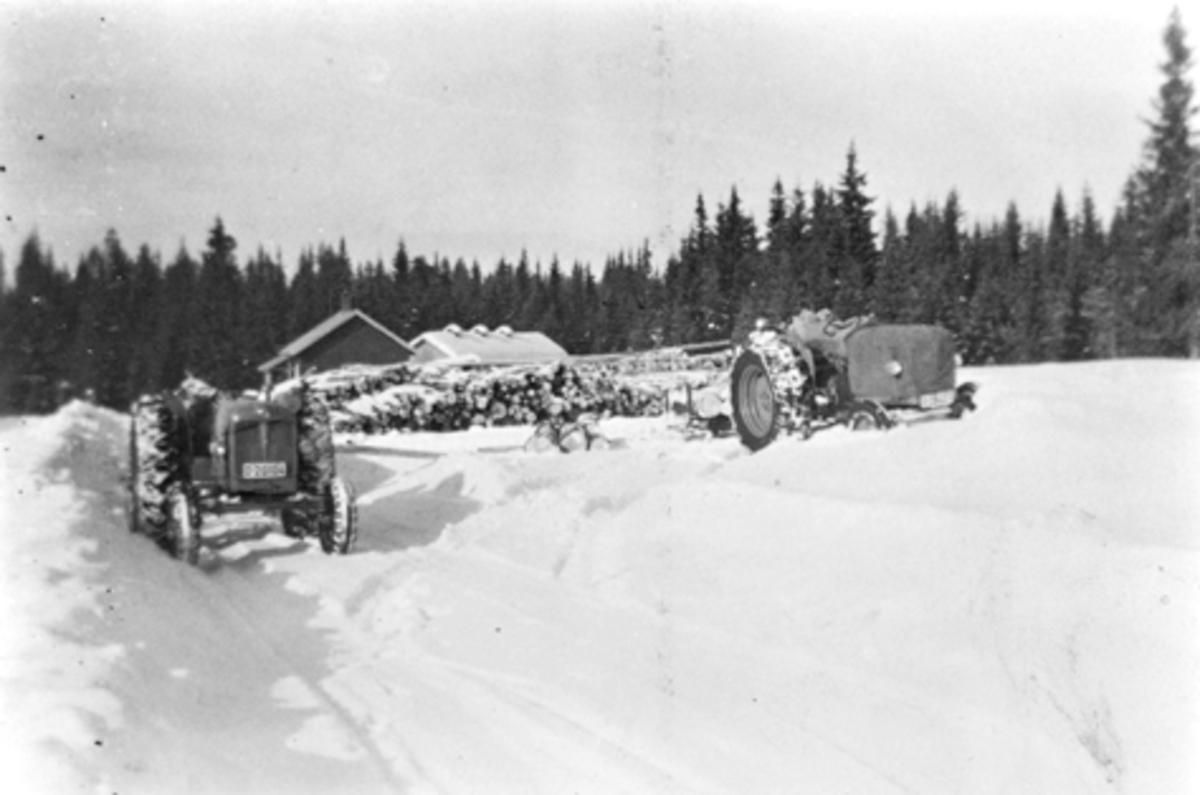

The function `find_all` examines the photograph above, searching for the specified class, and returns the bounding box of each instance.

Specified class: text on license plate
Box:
[919,390,955,410]
[243,461,287,479]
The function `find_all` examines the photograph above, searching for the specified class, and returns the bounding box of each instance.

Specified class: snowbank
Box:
[1,361,1197,794]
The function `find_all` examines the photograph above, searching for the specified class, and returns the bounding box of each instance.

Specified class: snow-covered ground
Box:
[1,360,1198,794]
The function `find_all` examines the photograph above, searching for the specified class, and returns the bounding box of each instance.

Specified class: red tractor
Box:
[128,378,358,564]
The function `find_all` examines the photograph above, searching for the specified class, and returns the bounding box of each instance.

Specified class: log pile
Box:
[295,361,661,436]
[290,350,733,436]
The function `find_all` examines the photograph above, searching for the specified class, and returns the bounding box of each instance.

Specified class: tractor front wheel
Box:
[731,350,783,452]
[129,395,181,541]
[318,477,358,555]
[165,485,200,565]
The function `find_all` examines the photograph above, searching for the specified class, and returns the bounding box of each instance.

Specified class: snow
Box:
[1,360,1198,794]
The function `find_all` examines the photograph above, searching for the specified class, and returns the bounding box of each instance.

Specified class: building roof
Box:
[259,309,413,373]
[410,323,567,366]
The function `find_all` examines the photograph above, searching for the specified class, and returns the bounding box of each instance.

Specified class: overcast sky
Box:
[1,0,1195,273]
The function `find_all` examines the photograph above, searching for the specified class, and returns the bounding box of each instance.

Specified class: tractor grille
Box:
[230,418,297,492]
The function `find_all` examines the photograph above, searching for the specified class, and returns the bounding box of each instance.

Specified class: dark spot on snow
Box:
[36,134,44,141]
[94,739,103,746]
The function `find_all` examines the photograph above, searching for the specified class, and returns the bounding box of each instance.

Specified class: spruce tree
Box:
[389,240,414,337]
[872,209,909,322]
[5,234,71,411]
[1062,191,1105,360]
[288,248,322,338]
[833,145,878,316]
[805,183,840,310]
[1134,8,1197,251]
[1125,8,1199,354]
[193,218,246,387]
[128,245,165,397]
[242,248,288,379]
[160,246,199,388]
[316,240,354,317]
[712,187,758,339]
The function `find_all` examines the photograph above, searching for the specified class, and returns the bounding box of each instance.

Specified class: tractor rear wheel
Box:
[731,350,783,452]
[129,395,181,541]
[318,477,358,555]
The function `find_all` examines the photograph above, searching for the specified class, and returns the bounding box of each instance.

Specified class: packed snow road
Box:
[2,361,1199,794]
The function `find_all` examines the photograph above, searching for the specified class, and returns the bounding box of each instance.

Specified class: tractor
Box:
[730,309,978,451]
[128,377,358,564]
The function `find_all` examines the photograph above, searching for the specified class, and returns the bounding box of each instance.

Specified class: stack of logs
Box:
[300,350,732,436]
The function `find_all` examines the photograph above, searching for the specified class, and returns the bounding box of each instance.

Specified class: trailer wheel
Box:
[165,485,200,565]
[849,409,878,431]
[847,401,891,432]
[318,477,358,555]
[731,350,783,452]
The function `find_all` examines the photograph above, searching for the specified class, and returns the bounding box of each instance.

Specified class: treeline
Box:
[0,10,1196,415]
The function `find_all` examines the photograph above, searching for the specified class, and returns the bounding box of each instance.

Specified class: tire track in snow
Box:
[197,547,412,793]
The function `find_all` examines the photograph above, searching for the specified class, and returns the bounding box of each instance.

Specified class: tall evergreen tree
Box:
[128,244,165,397]
[872,209,909,322]
[805,182,840,310]
[315,240,354,317]
[193,218,246,387]
[1134,8,1198,250]
[69,230,138,408]
[241,248,289,379]
[1060,191,1105,360]
[389,240,414,337]
[1125,9,1200,354]
[4,234,71,412]
[833,145,878,315]
[483,257,516,329]
[712,187,758,340]
[160,246,199,388]
[288,248,322,338]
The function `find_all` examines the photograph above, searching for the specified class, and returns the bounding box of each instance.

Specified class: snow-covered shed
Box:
[409,323,568,367]
[259,309,415,381]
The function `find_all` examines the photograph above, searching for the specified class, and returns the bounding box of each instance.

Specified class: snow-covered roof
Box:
[409,323,567,366]
[259,309,413,372]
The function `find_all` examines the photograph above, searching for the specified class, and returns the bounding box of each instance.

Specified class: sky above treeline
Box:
[1,0,1194,274]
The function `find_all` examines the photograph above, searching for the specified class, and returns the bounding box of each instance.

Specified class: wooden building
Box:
[259,309,414,381]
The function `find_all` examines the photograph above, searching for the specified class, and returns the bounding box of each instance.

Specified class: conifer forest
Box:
[1,11,1197,415]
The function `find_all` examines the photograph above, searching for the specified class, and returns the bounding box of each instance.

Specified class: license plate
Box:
[919,390,955,410]
[242,461,287,479]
